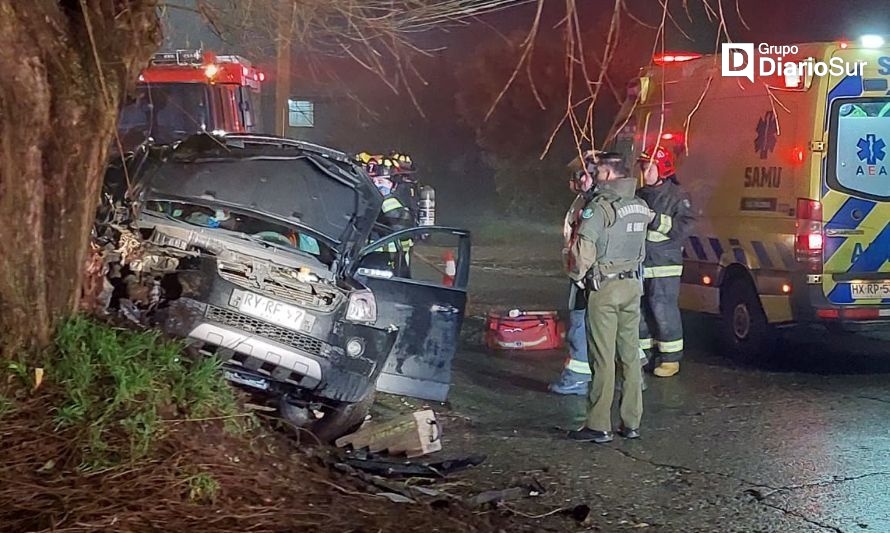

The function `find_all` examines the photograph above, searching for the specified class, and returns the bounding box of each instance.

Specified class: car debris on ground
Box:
[335,409,441,458]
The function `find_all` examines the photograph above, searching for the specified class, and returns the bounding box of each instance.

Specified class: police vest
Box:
[590,191,648,276]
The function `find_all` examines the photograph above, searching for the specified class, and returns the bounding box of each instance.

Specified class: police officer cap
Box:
[592,151,624,165]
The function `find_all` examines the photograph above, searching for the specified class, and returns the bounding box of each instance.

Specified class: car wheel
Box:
[311,391,376,444]
[720,277,776,363]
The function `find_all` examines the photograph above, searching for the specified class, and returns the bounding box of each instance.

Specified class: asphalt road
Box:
[418,241,890,532]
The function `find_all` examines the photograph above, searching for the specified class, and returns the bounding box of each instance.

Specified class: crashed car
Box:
[96,133,470,441]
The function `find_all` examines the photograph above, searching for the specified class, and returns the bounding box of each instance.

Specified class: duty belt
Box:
[602,270,639,280]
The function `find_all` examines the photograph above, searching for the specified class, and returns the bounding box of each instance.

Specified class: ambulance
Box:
[609,37,890,360]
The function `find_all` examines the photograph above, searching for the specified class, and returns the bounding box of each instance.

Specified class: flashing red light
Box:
[653,52,703,65]
[258,72,265,82]
[660,132,685,144]
[242,66,249,77]
[792,146,806,164]
[840,41,850,49]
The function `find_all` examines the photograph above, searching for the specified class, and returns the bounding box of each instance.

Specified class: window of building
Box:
[288,99,315,127]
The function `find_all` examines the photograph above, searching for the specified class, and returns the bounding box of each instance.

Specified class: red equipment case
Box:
[484,310,564,351]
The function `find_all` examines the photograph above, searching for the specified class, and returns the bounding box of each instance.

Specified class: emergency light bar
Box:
[860,35,885,48]
[151,49,204,66]
[653,52,703,65]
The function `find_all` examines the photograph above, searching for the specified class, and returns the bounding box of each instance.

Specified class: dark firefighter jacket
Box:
[636,179,695,277]
[372,196,414,253]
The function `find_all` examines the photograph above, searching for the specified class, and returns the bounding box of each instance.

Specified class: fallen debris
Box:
[341,454,486,478]
[336,409,441,458]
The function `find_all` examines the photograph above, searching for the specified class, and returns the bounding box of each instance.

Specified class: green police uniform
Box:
[569,177,649,433]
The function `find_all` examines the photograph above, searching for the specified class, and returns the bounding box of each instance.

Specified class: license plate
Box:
[850,281,890,300]
[230,288,306,331]
[224,370,269,391]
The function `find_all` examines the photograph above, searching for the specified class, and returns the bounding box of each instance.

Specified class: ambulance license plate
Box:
[850,281,890,300]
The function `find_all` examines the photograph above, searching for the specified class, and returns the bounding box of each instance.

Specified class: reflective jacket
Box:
[373,195,414,253]
[636,179,695,278]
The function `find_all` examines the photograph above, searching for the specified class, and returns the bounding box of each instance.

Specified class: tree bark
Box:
[0,1,159,357]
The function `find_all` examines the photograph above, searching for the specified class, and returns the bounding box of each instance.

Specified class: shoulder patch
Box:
[581,208,594,219]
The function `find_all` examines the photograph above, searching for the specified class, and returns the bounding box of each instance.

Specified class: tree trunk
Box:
[0,1,159,358]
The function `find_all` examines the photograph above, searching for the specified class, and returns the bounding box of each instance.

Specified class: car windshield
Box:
[144,200,334,264]
[830,98,890,200]
[118,83,208,148]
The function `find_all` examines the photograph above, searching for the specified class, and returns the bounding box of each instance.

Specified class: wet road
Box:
[436,242,890,532]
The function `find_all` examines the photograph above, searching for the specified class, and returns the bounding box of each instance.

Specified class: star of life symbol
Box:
[755,111,778,160]
[857,134,886,165]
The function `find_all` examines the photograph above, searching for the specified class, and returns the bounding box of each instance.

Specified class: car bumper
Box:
[793,280,890,331]
[159,295,396,404]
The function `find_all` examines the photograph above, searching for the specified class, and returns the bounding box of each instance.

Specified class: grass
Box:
[186,471,221,504]
[0,394,12,421]
[48,316,240,469]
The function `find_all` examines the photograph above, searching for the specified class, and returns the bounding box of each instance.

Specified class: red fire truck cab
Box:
[117,50,264,151]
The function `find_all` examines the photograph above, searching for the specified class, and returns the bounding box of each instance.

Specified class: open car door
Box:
[353,227,470,402]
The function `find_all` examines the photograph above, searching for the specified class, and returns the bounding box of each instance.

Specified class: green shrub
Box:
[49,317,239,469]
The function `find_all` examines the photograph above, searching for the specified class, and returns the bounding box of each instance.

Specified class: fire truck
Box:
[117,49,264,151]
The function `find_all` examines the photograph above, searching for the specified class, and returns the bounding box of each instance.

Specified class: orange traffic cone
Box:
[443,250,456,287]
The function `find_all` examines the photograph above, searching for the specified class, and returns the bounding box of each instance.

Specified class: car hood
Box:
[137,135,382,256]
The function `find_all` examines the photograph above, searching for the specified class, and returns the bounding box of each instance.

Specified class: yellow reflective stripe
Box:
[656,214,673,235]
[647,230,670,242]
[657,339,684,353]
[644,265,683,278]
[640,338,654,350]
[373,243,399,253]
[566,359,592,374]
[382,197,403,213]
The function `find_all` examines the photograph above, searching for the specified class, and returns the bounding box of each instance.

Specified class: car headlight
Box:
[346,289,377,323]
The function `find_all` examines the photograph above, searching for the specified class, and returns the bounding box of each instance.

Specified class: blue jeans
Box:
[563,282,590,377]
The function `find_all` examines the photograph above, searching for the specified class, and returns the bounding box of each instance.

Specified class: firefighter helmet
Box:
[638,145,675,179]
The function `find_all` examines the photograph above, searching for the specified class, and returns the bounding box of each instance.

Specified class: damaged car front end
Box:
[95,134,397,440]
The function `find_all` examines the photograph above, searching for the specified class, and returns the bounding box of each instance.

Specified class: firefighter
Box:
[388,151,420,224]
[636,146,695,378]
[366,156,415,277]
[566,153,649,443]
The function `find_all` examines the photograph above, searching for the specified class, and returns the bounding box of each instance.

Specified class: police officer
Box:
[636,146,695,378]
[567,152,650,443]
[550,155,597,395]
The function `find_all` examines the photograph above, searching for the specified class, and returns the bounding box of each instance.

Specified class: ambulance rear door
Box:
[821,48,890,308]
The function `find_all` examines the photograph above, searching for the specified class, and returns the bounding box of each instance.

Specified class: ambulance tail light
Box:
[795,198,823,264]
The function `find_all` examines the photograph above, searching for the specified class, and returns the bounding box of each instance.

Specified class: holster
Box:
[584,268,602,291]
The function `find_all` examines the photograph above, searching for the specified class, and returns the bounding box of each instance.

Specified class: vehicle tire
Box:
[720,277,776,363]
[310,391,376,444]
